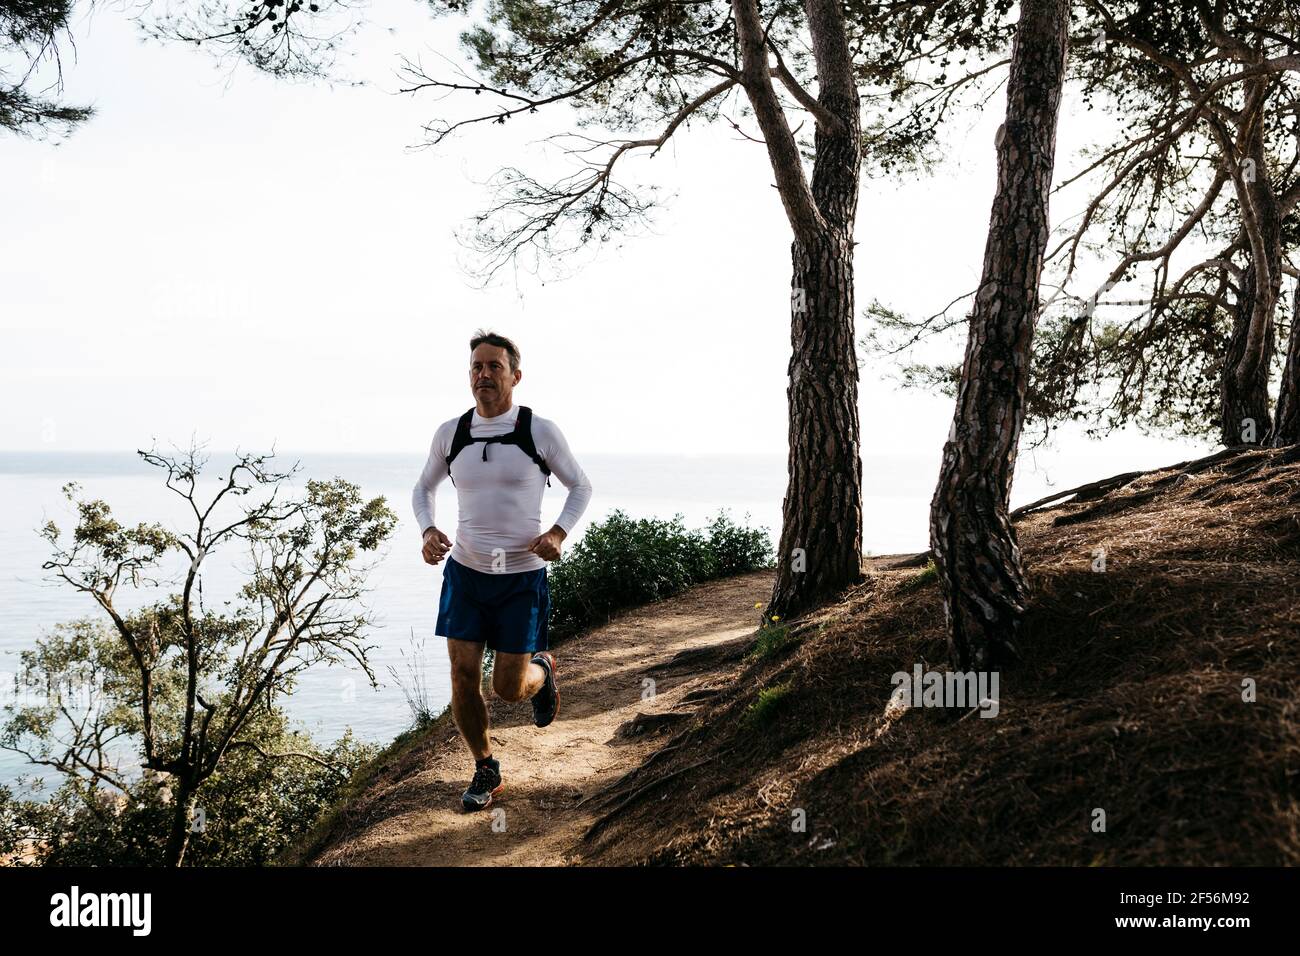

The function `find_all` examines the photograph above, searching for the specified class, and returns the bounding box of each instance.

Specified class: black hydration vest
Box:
[446,405,552,487]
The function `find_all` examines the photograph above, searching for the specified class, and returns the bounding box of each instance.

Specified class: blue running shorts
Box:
[435,554,550,654]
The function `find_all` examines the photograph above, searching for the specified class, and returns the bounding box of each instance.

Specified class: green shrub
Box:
[0,715,379,867]
[547,509,773,640]
[705,510,776,577]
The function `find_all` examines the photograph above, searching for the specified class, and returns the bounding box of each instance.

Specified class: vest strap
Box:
[446,405,552,487]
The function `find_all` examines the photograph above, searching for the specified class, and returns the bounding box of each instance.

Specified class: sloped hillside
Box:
[578,445,1300,865]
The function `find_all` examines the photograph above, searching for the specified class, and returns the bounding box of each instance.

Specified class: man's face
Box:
[470,344,520,404]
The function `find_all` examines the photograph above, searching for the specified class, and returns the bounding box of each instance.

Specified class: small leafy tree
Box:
[2,442,396,865]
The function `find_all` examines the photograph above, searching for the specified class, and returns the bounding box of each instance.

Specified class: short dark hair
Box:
[469,329,521,372]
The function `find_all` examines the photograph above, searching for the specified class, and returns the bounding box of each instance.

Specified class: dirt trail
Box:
[309,570,773,866]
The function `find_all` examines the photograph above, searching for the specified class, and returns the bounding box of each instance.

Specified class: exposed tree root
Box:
[583,748,736,843]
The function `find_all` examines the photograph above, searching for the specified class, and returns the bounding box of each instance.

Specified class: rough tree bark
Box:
[749,1,865,620]
[1222,251,1278,445]
[1221,97,1281,447]
[1270,280,1300,445]
[776,217,864,618]
[165,778,198,867]
[929,0,1070,671]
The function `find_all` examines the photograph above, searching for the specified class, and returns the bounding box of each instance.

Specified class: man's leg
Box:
[490,652,547,703]
[447,637,491,759]
[487,567,558,725]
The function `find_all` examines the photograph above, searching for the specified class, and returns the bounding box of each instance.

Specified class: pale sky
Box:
[2,2,1214,484]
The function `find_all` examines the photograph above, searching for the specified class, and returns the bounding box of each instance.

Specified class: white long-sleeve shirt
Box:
[411,403,593,574]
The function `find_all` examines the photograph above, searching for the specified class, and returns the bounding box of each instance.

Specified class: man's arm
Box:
[538,418,593,536]
[526,417,593,561]
[412,423,451,538]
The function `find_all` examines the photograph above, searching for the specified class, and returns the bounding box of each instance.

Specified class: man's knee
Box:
[491,673,529,703]
[451,666,482,692]
[449,658,483,695]
[446,639,484,690]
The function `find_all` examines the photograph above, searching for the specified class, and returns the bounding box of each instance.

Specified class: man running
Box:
[411,329,593,812]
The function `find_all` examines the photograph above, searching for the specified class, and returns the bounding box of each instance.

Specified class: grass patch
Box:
[743,681,793,729]
[898,559,938,592]
[749,621,811,660]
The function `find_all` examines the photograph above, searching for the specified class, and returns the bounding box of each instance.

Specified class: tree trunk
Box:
[1268,280,1300,445]
[1221,255,1277,445]
[928,0,1070,671]
[1221,88,1280,448]
[164,779,197,867]
[770,228,864,617]
[768,78,864,619]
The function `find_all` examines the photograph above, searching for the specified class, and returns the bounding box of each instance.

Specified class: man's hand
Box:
[527,525,567,562]
[421,527,452,565]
